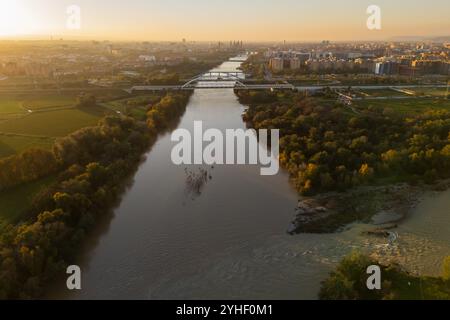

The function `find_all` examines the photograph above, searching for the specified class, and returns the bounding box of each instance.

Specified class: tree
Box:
[381,149,402,171]
[76,93,97,108]
[350,136,369,152]
[241,90,450,196]
[0,149,58,191]
[319,252,383,300]
[359,164,374,181]
[443,256,450,281]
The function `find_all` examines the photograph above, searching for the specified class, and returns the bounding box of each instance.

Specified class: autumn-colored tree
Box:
[443,257,450,281]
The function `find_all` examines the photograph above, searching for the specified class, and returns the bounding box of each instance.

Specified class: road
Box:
[295,84,448,92]
[0,83,446,94]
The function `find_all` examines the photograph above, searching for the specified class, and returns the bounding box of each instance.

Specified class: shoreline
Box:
[290,179,450,235]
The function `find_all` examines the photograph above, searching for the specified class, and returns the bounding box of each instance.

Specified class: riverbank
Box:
[290,179,450,234]
[238,88,450,237]
[0,92,192,299]
[319,252,450,300]
[293,180,450,295]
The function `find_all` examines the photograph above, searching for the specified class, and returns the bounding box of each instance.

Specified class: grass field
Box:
[0,175,56,225]
[0,106,109,137]
[101,94,161,120]
[0,90,153,228]
[360,88,409,97]
[354,97,450,115]
[0,134,55,158]
[0,113,26,121]
[102,94,161,111]
[409,87,449,98]
[22,93,78,110]
[0,90,127,114]
[0,91,144,158]
[0,95,25,114]
[0,93,78,114]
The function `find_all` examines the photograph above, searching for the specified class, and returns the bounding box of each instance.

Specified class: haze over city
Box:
[1,0,449,41]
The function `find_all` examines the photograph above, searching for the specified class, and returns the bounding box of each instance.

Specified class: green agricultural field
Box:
[410,87,449,98]
[0,90,130,157]
[0,106,110,137]
[0,113,25,121]
[0,90,127,115]
[0,95,25,114]
[360,88,409,97]
[0,134,54,158]
[102,94,161,112]
[101,93,161,120]
[355,97,450,115]
[0,175,56,225]
[128,107,149,120]
[21,93,78,110]
[0,93,77,114]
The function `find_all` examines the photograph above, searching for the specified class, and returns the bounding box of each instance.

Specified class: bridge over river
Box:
[126,70,447,93]
[126,70,296,92]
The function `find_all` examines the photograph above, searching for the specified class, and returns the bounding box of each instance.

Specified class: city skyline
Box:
[0,0,449,41]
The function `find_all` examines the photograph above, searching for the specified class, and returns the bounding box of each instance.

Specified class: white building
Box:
[139,55,156,62]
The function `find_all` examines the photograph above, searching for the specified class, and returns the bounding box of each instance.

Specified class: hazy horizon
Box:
[1,34,450,44]
[1,0,449,42]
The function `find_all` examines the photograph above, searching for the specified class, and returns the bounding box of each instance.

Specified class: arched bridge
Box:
[126,71,295,93]
[181,71,247,89]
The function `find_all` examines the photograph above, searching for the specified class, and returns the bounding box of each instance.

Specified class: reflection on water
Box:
[52,58,450,300]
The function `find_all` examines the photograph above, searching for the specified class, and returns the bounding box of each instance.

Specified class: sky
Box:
[0,0,449,41]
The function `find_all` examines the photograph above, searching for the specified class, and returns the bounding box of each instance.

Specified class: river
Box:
[53,58,450,300]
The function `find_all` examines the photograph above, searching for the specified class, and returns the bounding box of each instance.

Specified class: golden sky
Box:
[1,0,449,41]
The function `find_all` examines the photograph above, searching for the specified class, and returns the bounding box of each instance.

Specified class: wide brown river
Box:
[53,58,450,300]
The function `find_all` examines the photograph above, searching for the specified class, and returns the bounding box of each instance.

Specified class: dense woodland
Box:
[0,92,191,299]
[238,90,450,195]
[0,149,58,192]
[320,252,450,300]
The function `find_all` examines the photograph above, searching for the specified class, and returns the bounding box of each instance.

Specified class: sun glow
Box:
[0,0,31,36]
